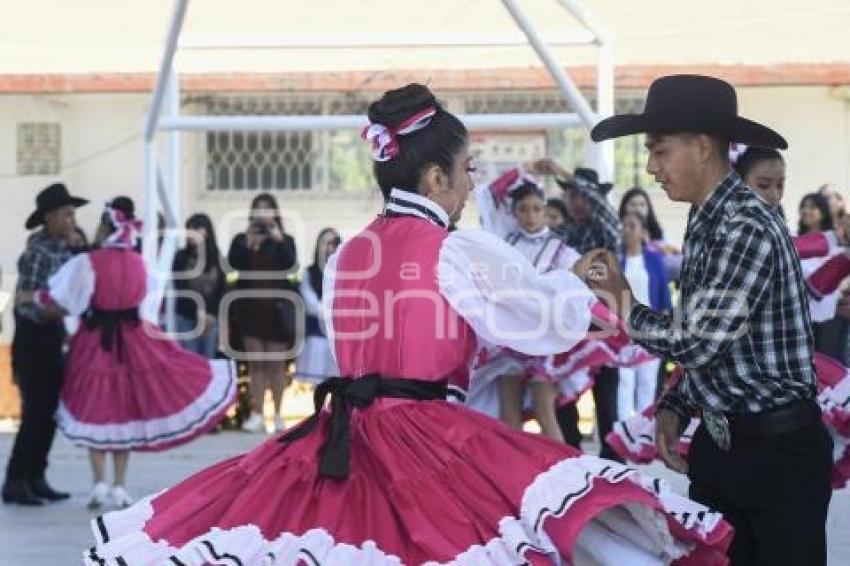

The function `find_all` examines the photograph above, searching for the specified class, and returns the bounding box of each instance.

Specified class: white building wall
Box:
[1,85,849,342]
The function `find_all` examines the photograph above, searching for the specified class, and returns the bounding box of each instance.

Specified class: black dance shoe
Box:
[28,477,70,501]
[2,480,44,506]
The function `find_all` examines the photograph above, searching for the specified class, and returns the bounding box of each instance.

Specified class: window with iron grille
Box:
[190,94,374,194]
[189,91,648,195]
[17,122,61,176]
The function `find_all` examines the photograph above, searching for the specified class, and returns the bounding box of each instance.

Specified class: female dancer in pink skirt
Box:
[36,197,236,509]
[85,85,731,565]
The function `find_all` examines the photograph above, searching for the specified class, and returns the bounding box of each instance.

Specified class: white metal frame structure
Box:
[142,0,614,322]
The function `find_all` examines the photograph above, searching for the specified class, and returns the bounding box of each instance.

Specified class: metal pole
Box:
[180,31,595,49]
[594,41,615,181]
[554,0,616,181]
[158,112,584,132]
[161,70,182,333]
[140,136,160,323]
[145,0,189,142]
[499,0,598,129]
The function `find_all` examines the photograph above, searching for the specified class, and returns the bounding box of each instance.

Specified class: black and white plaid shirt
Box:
[15,231,72,323]
[555,185,621,254]
[629,171,817,421]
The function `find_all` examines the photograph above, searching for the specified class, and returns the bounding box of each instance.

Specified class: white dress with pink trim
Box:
[47,247,237,452]
[607,353,850,490]
[86,190,731,565]
[468,168,655,418]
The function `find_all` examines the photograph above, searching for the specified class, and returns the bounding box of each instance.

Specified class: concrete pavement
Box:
[0,431,848,565]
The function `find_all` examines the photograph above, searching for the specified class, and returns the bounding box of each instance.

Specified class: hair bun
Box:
[368,83,442,129]
[109,195,135,219]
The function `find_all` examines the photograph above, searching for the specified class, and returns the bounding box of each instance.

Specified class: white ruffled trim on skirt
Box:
[85,455,724,565]
[58,359,236,450]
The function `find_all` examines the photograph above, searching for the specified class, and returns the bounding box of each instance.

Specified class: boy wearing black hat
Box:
[2,183,88,505]
[586,75,831,565]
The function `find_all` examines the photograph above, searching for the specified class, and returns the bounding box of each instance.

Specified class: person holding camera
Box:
[227,193,298,432]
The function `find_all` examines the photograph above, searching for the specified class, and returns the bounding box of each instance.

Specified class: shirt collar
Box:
[28,230,66,251]
[689,170,742,232]
[517,225,550,239]
[385,188,450,229]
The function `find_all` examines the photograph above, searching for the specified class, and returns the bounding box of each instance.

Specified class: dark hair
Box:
[109,195,135,219]
[368,84,468,199]
[545,198,570,226]
[510,181,545,210]
[798,192,834,234]
[308,227,342,298]
[249,192,285,233]
[618,187,664,241]
[734,147,784,180]
[185,213,222,272]
[98,195,139,250]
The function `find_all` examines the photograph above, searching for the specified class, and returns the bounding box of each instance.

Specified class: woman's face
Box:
[800,199,824,231]
[622,214,645,248]
[545,205,566,229]
[321,232,341,263]
[187,226,208,247]
[745,159,786,208]
[514,195,546,233]
[251,200,276,225]
[625,194,650,219]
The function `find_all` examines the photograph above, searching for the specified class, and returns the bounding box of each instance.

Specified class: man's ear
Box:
[698,133,718,164]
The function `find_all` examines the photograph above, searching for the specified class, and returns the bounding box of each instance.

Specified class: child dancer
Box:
[37,197,236,508]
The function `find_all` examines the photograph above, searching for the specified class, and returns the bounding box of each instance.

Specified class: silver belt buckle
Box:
[703,410,731,451]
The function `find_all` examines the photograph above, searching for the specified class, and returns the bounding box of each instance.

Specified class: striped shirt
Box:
[629,171,817,420]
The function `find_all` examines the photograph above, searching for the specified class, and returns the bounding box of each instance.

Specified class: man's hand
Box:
[575,249,635,321]
[656,409,688,474]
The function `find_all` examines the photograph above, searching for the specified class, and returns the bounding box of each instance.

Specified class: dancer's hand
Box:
[577,250,635,321]
[656,409,688,474]
[524,158,569,179]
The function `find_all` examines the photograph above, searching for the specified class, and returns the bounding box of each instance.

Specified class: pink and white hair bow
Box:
[104,204,143,249]
[729,142,748,165]
[361,107,437,162]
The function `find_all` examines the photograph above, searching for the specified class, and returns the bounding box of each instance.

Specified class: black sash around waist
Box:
[83,307,140,361]
[279,374,449,479]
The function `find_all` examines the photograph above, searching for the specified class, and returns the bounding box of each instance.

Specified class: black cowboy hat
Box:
[556,167,614,196]
[590,75,787,150]
[25,182,89,230]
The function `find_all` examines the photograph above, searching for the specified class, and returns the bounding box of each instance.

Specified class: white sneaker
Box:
[274,415,286,432]
[110,486,133,508]
[87,482,109,510]
[241,412,264,432]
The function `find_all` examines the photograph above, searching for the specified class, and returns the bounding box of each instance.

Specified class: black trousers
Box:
[556,365,622,461]
[688,416,833,566]
[4,318,64,483]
